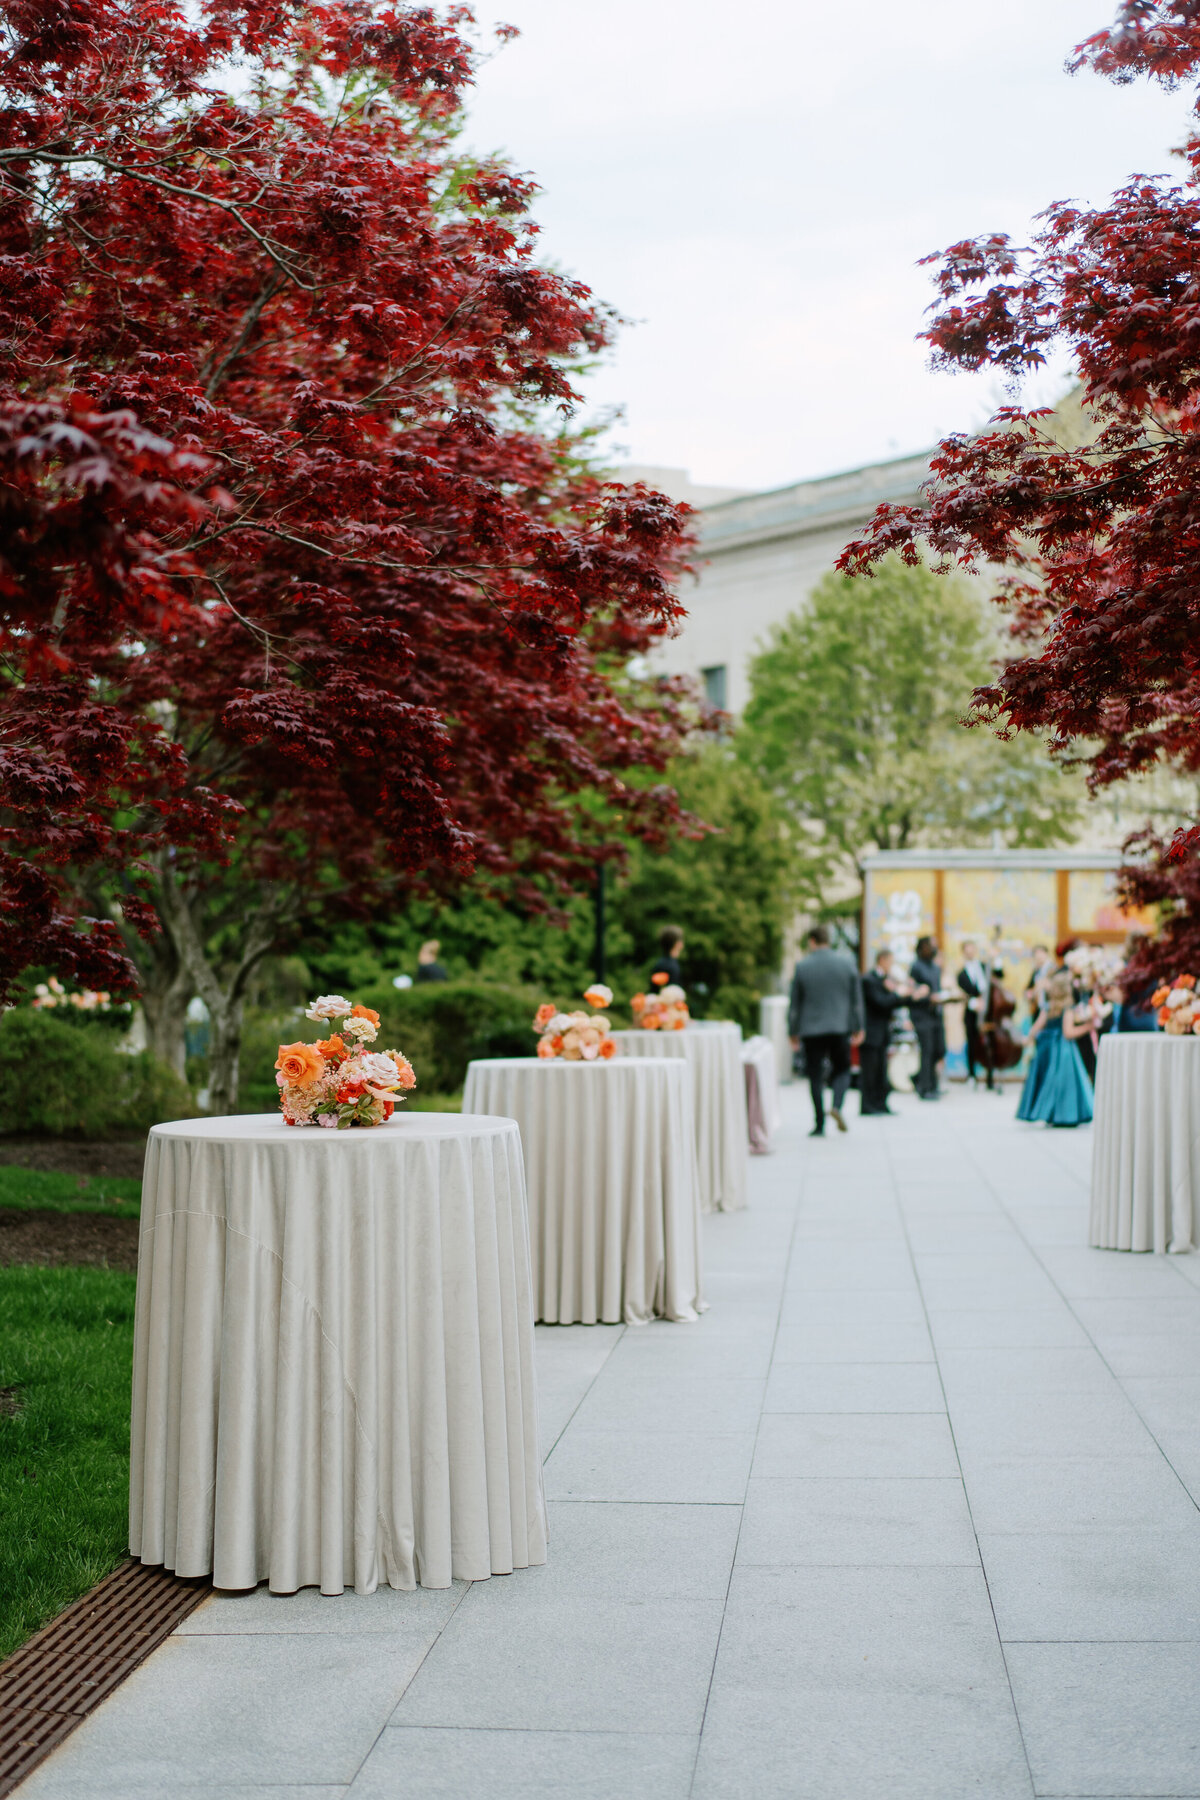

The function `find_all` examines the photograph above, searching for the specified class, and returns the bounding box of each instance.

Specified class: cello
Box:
[981,970,1023,1072]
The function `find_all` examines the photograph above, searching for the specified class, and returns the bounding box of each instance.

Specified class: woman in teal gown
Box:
[1017,969,1094,1127]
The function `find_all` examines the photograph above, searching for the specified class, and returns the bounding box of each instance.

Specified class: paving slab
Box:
[20,1084,1200,1800]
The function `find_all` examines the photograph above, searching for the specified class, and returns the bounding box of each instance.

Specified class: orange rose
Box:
[316,1034,346,1060]
[536,1035,558,1059]
[599,1037,616,1059]
[651,971,669,987]
[534,1002,556,1029]
[350,1004,381,1025]
[276,1041,325,1086]
[631,993,645,1011]
[1152,986,1170,1007]
[1180,975,1196,990]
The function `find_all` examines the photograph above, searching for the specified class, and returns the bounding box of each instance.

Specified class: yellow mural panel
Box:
[941,869,1057,1051]
[1067,869,1153,937]
[865,869,936,970]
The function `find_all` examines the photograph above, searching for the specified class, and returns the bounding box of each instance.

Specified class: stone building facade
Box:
[624,450,932,716]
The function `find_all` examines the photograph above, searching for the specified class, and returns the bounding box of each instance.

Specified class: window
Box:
[701,664,727,710]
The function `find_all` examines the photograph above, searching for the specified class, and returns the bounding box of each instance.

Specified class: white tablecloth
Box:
[461,1057,703,1325]
[742,1034,782,1153]
[1090,1036,1200,1253]
[130,1114,546,1595]
[610,1028,749,1213]
[759,994,793,1084]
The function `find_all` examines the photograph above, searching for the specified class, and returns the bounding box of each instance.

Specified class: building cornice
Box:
[697,448,933,559]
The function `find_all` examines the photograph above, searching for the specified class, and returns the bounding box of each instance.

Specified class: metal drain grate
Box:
[0,1559,210,1796]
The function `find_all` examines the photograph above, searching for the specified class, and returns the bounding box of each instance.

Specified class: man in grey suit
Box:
[788,925,865,1137]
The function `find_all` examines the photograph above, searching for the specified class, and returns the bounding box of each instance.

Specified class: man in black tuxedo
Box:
[860,949,909,1115]
[957,938,999,1090]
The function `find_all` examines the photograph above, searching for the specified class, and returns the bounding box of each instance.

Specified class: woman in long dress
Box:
[1017,969,1094,1127]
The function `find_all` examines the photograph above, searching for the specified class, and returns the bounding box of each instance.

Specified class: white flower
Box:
[549,1012,572,1033]
[360,1052,399,1087]
[343,1015,378,1041]
[305,994,352,1021]
[660,984,685,1003]
[1166,987,1191,1008]
[584,984,613,1008]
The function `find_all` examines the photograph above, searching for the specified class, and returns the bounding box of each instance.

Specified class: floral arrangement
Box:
[32,977,123,1014]
[533,985,616,1061]
[630,982,689,1031]
[1064,945,1123,988]
[275,995,416,1127]
[1150,974,1200,1035]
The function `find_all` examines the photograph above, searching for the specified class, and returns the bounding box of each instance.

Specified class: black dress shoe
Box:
[808,1125,825,1138]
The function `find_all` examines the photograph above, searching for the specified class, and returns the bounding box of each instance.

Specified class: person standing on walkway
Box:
[860,949,925,1115]
[788,925,864,1137]
[908,935,947,1099]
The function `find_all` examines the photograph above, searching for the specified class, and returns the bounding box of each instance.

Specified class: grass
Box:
[0,1165,141,1217]
[0,1263,136,1660]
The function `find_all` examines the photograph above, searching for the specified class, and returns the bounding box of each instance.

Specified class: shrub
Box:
[353,978,543,1093]
[0,1010,194,1137]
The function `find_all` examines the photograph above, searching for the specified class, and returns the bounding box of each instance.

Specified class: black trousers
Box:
[859,1043,890,1114]
[803,1033,852,1128]
[964,1015,995,1088]
[912,1015,941,1096]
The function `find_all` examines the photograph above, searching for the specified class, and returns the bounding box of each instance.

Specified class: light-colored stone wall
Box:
[649,449,931,715]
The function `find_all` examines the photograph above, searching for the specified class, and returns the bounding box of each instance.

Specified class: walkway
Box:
[19,1085,1200,1800]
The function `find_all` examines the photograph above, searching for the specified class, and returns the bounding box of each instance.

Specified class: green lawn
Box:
[0,1164,141,1216]
[0,1263,136,1660]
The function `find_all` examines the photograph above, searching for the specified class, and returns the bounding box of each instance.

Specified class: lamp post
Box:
[593,863,606,985]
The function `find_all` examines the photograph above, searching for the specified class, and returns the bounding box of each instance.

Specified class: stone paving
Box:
[18,1082,1200,1800]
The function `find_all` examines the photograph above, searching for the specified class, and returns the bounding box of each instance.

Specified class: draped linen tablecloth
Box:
[609,1028,749,1214]
[741,1034,783,1154]
[461,1057,703,1326]
[1090,1036,1200,1253]
[130,1113,546,1597]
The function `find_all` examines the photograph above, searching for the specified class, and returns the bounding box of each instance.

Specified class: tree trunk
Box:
[206,996,246,1117]
[155,859,288,1117]
[140,964,192,1078]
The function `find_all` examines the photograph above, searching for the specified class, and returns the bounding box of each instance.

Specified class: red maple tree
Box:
[0,0,695,1107]
[840,1,1200,983]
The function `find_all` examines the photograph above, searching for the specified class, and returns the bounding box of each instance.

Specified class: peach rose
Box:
[584,984,613,1009]
[534,1002,557,1030]
[316,1034,346,1060]
[350,1004,381,1025]
[276,1041,325,1086]
[536,1035,558,1059]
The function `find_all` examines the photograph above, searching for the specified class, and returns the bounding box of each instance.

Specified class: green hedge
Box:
[0,1011,194,1137]
[353,977,544,1093]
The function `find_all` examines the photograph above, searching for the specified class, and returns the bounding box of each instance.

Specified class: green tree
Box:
[740,559,1080,917]
[614,746,791,1026]
[267,743,791,1034]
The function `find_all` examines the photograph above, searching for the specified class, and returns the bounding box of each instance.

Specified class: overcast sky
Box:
[461,0,1195,493]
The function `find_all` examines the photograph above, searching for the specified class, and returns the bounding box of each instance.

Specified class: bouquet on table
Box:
[1150,974,1200,1035]
[276,996,416,1127]
[630,978,689,1031]
[1064,945,1123,989]
[532,986,616,1061]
